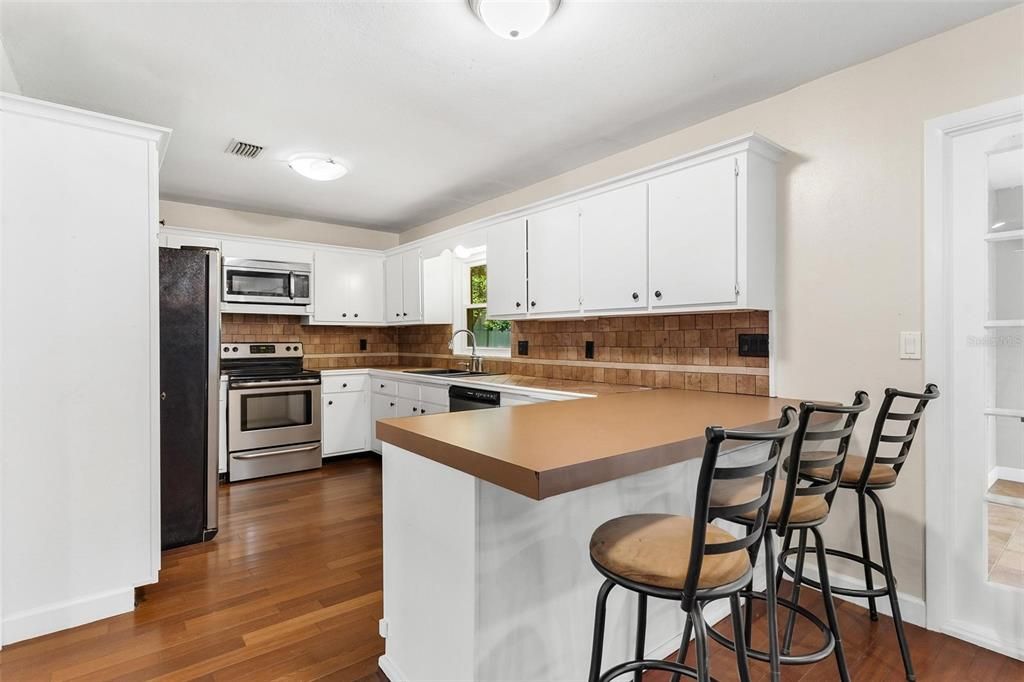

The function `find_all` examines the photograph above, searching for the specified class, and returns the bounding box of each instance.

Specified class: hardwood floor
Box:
[0,456,386,681]
[2,455,1022,681]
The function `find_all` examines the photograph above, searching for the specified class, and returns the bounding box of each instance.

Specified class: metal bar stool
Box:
[673,391,870,682]
[779,384,939,682]
[587,406,798,682]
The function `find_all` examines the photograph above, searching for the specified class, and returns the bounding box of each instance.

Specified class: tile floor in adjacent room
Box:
[987,498,1024,589]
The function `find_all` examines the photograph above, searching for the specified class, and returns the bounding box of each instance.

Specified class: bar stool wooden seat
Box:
[779,384,939,682]
[587,407,798,682]
[673,391,870,682]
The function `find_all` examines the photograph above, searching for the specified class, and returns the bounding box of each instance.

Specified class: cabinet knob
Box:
[342,312,347,318]
[395,312,400,317]
[654,290,662,299]
[342,383,348,388]
[530,301,537,308]
[632,292,639,301]
[412,407,418,413]
[328,400,333,406]
[380,383,385,388]
[354,313,358,318]
[390,402,395,407]
[515,301,521,308]
[403,312,408,317]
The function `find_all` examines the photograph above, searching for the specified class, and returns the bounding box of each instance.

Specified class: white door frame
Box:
[923,95,1024,656]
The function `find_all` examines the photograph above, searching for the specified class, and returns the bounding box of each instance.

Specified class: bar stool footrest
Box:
[704,592,835,666]
[597,658,710,682]
[779,546,892,599]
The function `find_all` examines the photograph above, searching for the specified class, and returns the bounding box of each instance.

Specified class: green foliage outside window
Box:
[468,264,510,348]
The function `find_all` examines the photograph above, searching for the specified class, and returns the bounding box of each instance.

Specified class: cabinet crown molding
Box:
[1,93,172,166]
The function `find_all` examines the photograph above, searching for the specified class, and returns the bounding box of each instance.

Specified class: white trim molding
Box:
[2,588,135,646]
[923,95,1024,638]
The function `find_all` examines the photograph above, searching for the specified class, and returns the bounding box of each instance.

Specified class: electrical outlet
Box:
[899,332,921,360]
[518,340,529,356]
[359,338,367,351]
[738,333,769,358]
[585,340,595,359]
[378,618,388,638]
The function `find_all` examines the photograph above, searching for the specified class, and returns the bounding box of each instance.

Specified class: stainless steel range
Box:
[222,342,321,482]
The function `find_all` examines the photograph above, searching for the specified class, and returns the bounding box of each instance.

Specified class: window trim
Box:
[452,255,512,358]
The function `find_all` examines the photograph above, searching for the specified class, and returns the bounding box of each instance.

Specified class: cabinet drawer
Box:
[420,384,449,407]
[322,374,368,394]
[373,377,398,396]
[397,381,420,400]
[417,401,448,416]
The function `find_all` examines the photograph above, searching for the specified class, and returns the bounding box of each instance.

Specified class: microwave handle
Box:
[288,271,295,300]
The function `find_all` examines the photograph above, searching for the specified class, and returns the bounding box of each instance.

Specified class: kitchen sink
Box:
[402,368,494,377]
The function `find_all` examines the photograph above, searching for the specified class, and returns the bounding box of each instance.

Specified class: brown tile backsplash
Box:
[221,310,770,395]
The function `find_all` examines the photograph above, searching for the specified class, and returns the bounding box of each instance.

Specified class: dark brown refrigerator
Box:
[159,247,220,549]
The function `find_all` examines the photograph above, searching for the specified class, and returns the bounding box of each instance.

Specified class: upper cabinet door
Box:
[527,203,581,315]
[649,156,738,308]
[312,250,350,323]
[401,250,422,322]
[346,253,384,323]
[580,184,648,312]
[486,217,528,317]
[384,254,404,322]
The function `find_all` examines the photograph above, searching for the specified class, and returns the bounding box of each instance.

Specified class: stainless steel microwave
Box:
[222,258,312,306]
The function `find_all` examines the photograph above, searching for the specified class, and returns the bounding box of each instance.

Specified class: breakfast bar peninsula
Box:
[376,389,802,682]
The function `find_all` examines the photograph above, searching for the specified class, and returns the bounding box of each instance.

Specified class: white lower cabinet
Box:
[371,392,399,453]
[322,391,370,456]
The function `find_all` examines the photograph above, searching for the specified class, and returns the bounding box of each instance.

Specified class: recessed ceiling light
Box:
[288,154,348,181]
[469,0,560,40]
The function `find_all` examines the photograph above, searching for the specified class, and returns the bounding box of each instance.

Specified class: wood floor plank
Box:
[4,454,1023,681]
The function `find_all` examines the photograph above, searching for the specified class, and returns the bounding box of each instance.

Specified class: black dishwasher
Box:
[449,385,501,411]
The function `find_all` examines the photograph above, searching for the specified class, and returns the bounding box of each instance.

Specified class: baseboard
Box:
[2,587,135,645]
[792,565,926,628]
[990,466,1024,485]
[378,654,407,682]
[941,621,1024,662]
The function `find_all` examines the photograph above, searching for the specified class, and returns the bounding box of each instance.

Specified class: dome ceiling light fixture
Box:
[288,154,348,181]
[469,0,560,40]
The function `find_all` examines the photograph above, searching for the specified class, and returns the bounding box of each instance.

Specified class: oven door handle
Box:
[231,379,321,389]
[232,444,320,460]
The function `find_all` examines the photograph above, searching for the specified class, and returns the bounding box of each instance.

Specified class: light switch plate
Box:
[900,331,922,360]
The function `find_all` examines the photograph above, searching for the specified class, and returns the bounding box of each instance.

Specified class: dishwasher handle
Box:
[448,385,501,409]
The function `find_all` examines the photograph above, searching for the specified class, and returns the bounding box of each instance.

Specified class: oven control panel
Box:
[221,342,303,358]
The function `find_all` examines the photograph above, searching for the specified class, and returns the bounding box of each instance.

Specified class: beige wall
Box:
[401,6,1024,600]
[159,200,399,250]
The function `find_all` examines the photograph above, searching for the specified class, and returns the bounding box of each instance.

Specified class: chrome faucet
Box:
[449,329,483,373]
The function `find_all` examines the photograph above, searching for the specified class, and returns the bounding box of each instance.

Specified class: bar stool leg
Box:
[691,602,712,682]
[858,491,879,621]
[810,526,851,682]
[588,579,615,682]
[762,533,782,682]
[729,593,752,682]
[633,593,647,682]
[868,489,916,681]
[775,529,793,593]
[669,615,693,682]
[743,579,754,647]
[782,528,808,655]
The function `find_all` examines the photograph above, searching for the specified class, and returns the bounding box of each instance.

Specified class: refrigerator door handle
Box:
[232,444,320,460]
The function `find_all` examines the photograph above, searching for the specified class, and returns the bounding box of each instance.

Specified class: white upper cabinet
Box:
[649,155,738,308]
[385,250,423,323]
[580,183,649,313]
[312,250,384,324]
[221,238,313,265]
[527,203,581,315]
[401,250,423,321]
[486,217,528,317]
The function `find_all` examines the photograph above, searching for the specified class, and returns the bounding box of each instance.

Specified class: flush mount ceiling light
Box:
[469,0,560,40]
[288,154,348,181]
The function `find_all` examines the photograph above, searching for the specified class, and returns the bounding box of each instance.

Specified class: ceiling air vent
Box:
[225,139,263,159]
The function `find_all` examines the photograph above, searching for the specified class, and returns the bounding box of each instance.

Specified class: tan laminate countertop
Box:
[377,389,802,500]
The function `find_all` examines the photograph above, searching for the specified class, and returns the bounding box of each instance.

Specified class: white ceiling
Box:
[1,1,1010,232]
